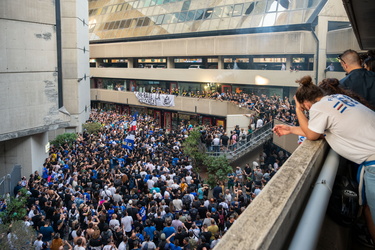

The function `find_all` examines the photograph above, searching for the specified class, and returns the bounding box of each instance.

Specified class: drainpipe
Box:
[55,0,63,108]
[289,149,339,250]
[311,26,319,84]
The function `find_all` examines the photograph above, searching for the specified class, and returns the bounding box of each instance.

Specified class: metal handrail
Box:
[206,122,273,159]
[289,149,340,250]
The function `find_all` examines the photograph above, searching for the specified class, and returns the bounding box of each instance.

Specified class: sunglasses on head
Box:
[337,54,345,64]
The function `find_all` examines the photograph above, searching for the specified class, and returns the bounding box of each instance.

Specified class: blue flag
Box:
[123,134,135,150]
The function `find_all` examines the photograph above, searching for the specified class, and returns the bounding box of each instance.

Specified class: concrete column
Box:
[315,16,329,84]
[286,55,292,71]
[128,58,134,68]
[218,56,224,69]
[167,57,175,68]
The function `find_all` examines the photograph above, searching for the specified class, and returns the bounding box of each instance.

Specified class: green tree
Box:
[50,132,78,147]
[82,122,103,135]
[0,189,36,249]
[182,128,206,172]
[0,188,29,224]
[204,155,233,188]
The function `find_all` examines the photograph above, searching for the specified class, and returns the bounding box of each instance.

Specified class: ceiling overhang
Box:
[342,0,375,50]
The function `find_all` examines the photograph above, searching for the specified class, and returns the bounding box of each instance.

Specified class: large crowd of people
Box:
[3,48,373,249]
[4,106,288,250]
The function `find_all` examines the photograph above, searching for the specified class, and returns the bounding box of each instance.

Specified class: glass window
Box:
[222,5,234,18]
[254,1,266,14]
[98,23,105,30]
[129,19,137,28]
[243,2,255,15]
[293,57,305,63]
[266,0,278,12]
[156,15,164,24]
[113,20,121,29]
[294,1,306,9]
[279,0,290,10]
[156,0,163,4]
[289,10,303,24]
[275,11,289,25]
[101,6,108,15]
[108,22,115,29]
[253,58,286,63]
[143,17,151,26]
[179,12,187,22]
[186,10,196,22]
[124,3,131,11]
[150,0,157,6]
[204,8,214,19]
[207,58,218,63]
[104,22,110,30]
[137,17,145,27]
[233,4,243,16]
[182,0,191,11]
[150,15,157,22]
[119,20,127,29]
[89,24,96,32]
[171,13,179,23]
[162,14,172,24]
[263,12,277,26]
[132,1,139,8]
[125,19,132,28]
[144,0,151,7]
[163,0,170,3]
[139,0,145,8]
[212,6,223,19]
[116,4,122,12]
[308,0,320,8]
[111,5,118,13]
[195,9,204,20]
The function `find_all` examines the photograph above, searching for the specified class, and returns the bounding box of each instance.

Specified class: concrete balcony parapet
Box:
[214,139,328,250]
[90,89,250,117]
[90,67,314,87]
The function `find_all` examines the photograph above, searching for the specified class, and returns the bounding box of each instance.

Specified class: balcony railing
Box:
[206,122,273,161]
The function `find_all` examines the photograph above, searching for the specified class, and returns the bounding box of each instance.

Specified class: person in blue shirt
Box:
[143,219,156,241]
[165,233,182,250]
[162,220,176,243]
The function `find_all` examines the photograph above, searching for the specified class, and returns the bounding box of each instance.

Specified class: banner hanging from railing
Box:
[134,92,175,107]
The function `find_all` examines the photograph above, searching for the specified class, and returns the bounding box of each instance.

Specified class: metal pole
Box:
[289,149,339,250]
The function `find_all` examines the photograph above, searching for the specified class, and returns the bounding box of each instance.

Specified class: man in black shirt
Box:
[339,49,375,108]
[220,133,229,150]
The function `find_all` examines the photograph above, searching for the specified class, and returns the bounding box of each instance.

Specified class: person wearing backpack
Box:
[141,235,156,250]
[182,193,191,210]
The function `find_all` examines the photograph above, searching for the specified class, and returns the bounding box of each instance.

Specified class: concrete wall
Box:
[215,139,328,250]
[326,28,363,54]
[0,0,63,139]
[272,120,300,153]
[90,67,312,87]
[90,31,316,58]
[0,0,89,177]
[226,114,253,136]
[61,0,91,132]
[0,132,48,177]
[91,89,250,117]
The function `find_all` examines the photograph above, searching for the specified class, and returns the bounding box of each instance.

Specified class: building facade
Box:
[0,0,91,177]
[88,0,360,129]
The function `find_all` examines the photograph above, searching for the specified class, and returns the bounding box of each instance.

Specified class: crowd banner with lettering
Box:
[134,92,175,107]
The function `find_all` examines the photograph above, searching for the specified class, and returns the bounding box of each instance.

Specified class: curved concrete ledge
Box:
[215,139,328,250]
[90,89,249,116]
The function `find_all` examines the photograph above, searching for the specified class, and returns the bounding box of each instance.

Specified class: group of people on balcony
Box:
[274,49,375,247]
